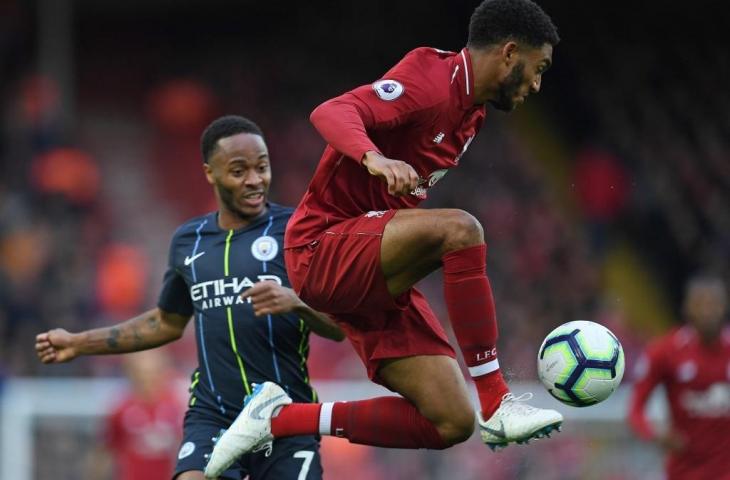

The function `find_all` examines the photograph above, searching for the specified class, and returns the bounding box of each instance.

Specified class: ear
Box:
[203,162,215,185]
[500,41,519,65]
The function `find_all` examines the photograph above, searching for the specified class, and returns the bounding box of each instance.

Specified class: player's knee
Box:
[441,210,484,252]
[436,409,476,447]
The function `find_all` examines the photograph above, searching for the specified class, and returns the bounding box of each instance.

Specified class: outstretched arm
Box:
[35,308,191,363]
[242,282,345,342]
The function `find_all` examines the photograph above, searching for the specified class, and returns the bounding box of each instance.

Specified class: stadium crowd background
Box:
[1,1,728,478]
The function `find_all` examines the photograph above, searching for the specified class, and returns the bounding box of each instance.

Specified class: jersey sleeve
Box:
[157,234,194,317]
[628,340,668,440]
[309,49,446,163]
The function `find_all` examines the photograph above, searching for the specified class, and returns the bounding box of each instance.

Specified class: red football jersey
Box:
[105,389,183,480]
[628,326,730,480]
[286,47,486,248]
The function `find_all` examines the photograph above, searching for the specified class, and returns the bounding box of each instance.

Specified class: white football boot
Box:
[479,392,563,451]
[204,382,292,478]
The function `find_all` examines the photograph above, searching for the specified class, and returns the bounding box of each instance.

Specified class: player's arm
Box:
[628,342,684,450]
[310,53,441,196]
[35,308,191,363]
[310,97,419,197]
[242,281,345,341]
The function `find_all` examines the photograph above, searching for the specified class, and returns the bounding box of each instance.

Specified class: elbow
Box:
[332,331,346,342]
[309,101,330,129]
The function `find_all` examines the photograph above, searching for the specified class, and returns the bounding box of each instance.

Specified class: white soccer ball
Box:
[537,320,625,407]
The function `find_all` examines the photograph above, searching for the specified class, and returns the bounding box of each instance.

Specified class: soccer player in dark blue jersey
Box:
[35,115,344,480]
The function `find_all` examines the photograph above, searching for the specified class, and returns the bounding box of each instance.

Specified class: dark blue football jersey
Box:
[158,203,316,421]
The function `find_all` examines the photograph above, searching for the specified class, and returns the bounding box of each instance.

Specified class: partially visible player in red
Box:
[205,1,562,474]
[103,350,184,480]
[629,275,730,480]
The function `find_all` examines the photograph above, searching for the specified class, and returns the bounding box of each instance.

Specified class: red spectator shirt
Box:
[105,390,183,480]
[628,326,730,480]
[286,47,486,248]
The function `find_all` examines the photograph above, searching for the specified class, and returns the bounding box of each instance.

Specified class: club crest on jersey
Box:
[373,79,404,101]
[251,235,278,261]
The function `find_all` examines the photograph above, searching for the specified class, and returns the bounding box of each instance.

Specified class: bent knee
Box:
[441,210,484,252]
[436,409,476,447]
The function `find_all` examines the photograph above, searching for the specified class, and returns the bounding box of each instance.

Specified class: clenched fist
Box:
[35,329,79,364]
[362,151,420,196]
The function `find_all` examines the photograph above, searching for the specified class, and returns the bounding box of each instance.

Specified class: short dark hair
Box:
[468,0,559,49]
[200,115,264,163]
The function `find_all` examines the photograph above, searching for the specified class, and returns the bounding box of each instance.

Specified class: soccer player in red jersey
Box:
[206,1,562,474]
[629,275,730,480]
[102,351,184,480]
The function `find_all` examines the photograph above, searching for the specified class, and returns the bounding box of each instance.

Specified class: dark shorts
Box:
[173,409,322,480]
[285,210,455,384]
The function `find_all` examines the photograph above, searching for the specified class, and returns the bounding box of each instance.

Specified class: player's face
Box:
[685,283,728,336]
[490,43,553,112]
[205,133,271,220]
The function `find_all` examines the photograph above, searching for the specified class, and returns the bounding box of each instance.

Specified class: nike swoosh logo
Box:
[249,394,287,420]
[482,420,506,439]
[184,252,205,266]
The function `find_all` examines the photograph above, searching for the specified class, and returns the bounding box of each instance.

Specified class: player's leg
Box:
[380,208,563,447]
[204,307,466,477]
[373,354,475,445]
[381,208,509,418]
[380,208,484,296]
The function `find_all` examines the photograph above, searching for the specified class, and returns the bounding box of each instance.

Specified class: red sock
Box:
[271,403,321,437]
[329,397,447,449]
[271,398,446,449]
[442,244,510,419]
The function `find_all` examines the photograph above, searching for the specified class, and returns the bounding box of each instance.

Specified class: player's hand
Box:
[241,281,304,317]
[362,151,420,196]
[35,328,79,364]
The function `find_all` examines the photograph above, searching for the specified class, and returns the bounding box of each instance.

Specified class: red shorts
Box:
[285,210,455,384]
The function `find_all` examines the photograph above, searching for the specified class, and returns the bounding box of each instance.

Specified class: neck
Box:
[468,46,500,105]
[217,206,267,230]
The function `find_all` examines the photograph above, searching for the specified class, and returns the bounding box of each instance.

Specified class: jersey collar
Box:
[212,203,274,233]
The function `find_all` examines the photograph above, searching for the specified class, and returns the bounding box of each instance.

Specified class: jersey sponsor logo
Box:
[681,383,730,417]
[372,79,404,101]
[251,235,278,262]
[190,275,282,310]
[184,251,206,266]
[178,441,195,459]
[433,132,445,144]
[410,169,448,199]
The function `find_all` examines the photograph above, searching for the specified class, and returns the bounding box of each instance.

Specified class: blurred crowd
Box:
[0,0,728,477]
